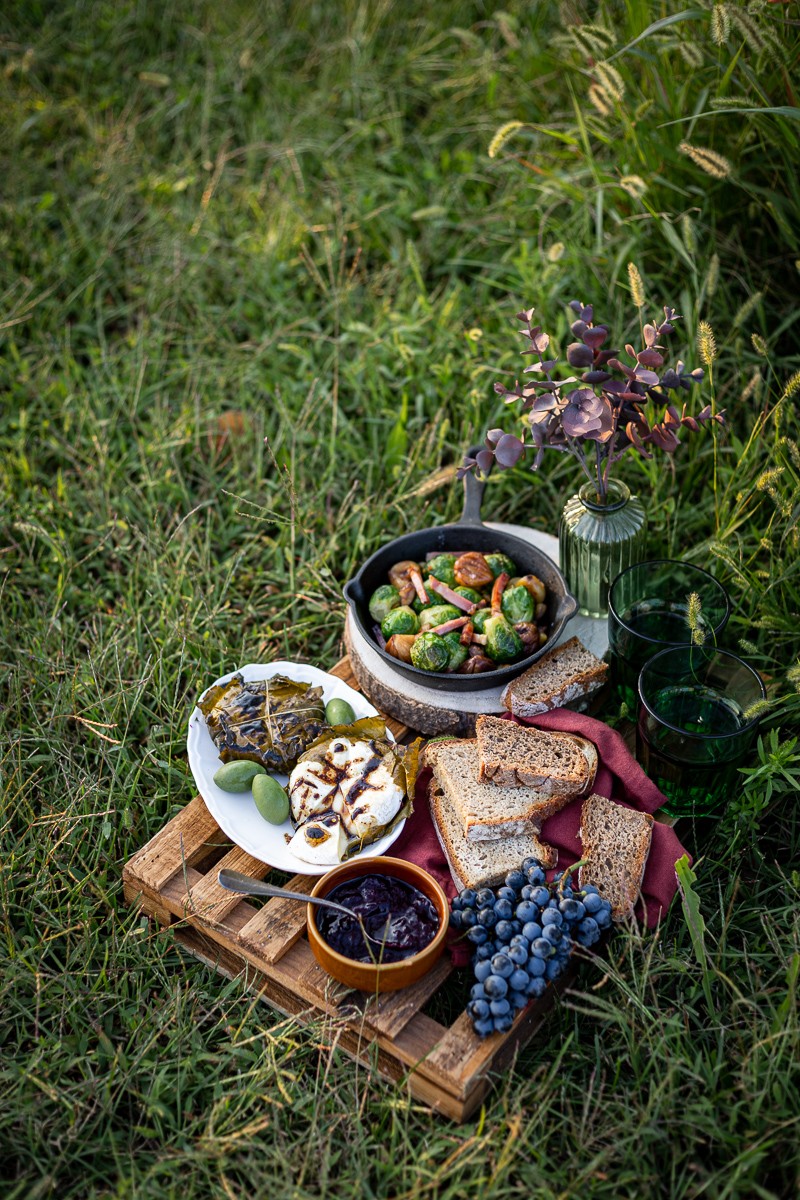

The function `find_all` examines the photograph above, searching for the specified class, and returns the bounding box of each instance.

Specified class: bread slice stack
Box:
[425,717,598,891]
[475,714,598,793]
[501,636,608,717]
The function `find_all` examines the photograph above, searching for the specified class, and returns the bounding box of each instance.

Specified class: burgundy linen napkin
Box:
[391,709,690,933]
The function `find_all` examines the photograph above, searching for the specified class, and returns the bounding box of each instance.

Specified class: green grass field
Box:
[2,2,799,1196]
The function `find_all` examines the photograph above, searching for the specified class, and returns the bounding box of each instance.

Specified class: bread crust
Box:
[429,780,557,891]
[501,636,608,716]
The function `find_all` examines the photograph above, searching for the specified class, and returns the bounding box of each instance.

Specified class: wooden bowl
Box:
[306,857,450,993]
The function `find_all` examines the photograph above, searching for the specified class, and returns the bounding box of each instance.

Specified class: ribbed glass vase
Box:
[559,479,647,619]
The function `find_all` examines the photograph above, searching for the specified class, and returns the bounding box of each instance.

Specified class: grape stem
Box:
[557,859,589,897]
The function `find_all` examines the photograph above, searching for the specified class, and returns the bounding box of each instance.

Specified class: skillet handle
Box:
[460,445,491,525]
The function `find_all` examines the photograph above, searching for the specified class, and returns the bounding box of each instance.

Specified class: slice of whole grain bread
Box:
[501,636,608,716]
[424,738,573,841]
[475,715,594,794]
[578,793,654,921]
[429,779,557,891]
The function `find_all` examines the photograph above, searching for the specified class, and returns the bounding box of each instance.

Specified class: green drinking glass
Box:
[636,646,766,820]
[608,559,731,711]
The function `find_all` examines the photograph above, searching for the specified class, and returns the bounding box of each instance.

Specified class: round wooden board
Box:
[344,524,609,737]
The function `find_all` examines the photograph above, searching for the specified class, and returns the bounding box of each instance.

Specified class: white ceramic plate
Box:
[187,661,405,875]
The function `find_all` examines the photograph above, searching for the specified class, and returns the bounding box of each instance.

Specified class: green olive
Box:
[213,760,267,792]
[325,697,356,726]
[252,774,290,824]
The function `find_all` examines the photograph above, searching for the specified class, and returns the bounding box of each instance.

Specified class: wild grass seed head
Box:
[679,142,732,179]
[781,370,800,403]
[627,262,645,308]
[687,592,705,645]
[566,23,614,57]
[488,121,524,159]
[734,290,763,327]
[741,369,762,402]
[728,7,765,54]
[588,84,613,117]
[682,214,696,256]
[742,698,771,723]
[787,661,800,691]
[678,42,704,69]
[751,333,768,357]
[710,95,753,110]
[620,175,647,199]
[698,320,717,366]
[780,438,800,471]
[756,467,784,492]
[706,252,720,299]
[594,62,625,100]
[711,5,731,46]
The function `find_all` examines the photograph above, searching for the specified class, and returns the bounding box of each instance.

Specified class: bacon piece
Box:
[429,616,470,637]
[428,576,478,613]
[471,633,488,646]
[490,571,510,614]
[460,619,474,646]
[409,566,429,605]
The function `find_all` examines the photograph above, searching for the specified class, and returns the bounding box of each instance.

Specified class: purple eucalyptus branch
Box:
[460,301,726,498]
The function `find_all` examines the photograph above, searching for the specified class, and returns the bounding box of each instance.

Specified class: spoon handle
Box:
[217,868,357,920]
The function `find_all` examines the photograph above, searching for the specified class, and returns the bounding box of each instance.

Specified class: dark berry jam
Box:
[316,874,439,964]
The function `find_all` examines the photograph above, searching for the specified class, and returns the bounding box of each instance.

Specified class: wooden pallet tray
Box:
[122,658,564,1122]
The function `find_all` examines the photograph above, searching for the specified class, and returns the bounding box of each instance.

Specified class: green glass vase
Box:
[559,479,647,619]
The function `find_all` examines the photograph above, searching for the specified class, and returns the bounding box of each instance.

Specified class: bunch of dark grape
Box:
[449,857,614,1038]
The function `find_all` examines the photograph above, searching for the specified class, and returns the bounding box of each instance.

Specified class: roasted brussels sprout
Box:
[454,586,482,606]
[369,584,401,624]
[385,633,416,663]
[381,605,420,639]
[418,603,461,631]
[472,607,492,634]
[484,614,523,663]
[410,631,450,672]
[442,630,469,671]
[424,553,457,587]
[501,584,535,625]
[486,553,518,579]
[411,594,438,614]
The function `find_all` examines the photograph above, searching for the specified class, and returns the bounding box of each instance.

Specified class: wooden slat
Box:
[180,844,270,927]
[123,795,223,893]
[362,955,455,1039]
[425,963,573,1099]
[262,938,358,1011]
[237,874,315,964]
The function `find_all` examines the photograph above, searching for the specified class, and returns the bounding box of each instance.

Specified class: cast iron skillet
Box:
[343,452,578,693]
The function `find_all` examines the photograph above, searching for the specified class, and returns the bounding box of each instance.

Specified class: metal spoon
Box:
[217,868,396,948]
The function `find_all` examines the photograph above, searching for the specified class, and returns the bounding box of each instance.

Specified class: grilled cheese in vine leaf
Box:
[199,673,327,773]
